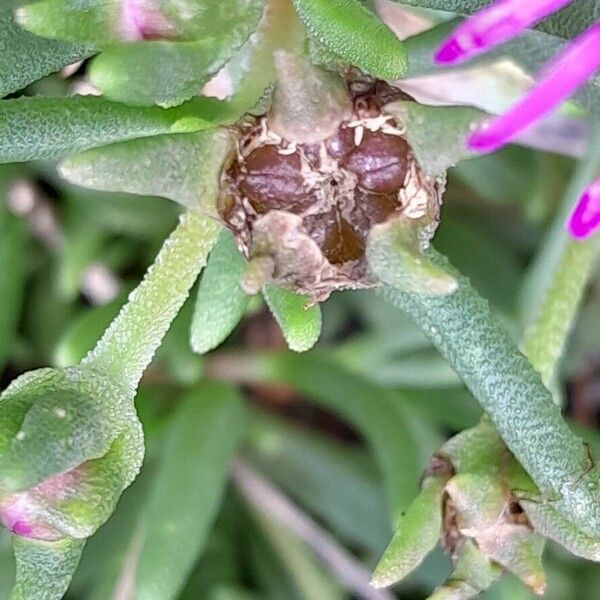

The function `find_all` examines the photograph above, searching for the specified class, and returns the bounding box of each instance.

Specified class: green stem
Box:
[379,258,589,500]
[82,212,220,391]
[10,537,85,600]
[379,253,600,536]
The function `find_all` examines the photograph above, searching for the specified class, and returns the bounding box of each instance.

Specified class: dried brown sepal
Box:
[219,76,444,301]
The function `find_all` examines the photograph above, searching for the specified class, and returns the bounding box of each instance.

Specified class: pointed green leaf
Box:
[263,286,322,352]
[15,0,116,44]
[18,0,265,107]
[191,230,250,354]
[0,96,225,164]
[522,237,600,389]
[428,539,502,600]
[291,0,407,79]
[10,536,85,600]
[132,383,246,600]
[17,0,265,46]
[89,40,240,108]
[367,221,458,295]
[384,101,485,176]
[0,4,91,99]
[520,123,600,385]
[371,474,446,588]
[60,130,234,215]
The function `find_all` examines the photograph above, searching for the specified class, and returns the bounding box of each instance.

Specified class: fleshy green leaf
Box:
[60,130,234,215]
[191,230,250,355]
[82,212,221,387]
[379,250,600,539]
[89,40,239,108]
[0,3,91,99]
[131,383,246,600]
[427,539,502,600]
[213,0,305,113]
[371,474,446,588]
[17,0,265,46]
[520,122,600,355]
[19,0,266,107]
[367,220,458,295]
[384,101,485,175]
[10,536,85,600]
[291,0,408,79]
[0,96,226,164]
[394,0,597,40]
[262,286,322,352]
[522,237,600,389]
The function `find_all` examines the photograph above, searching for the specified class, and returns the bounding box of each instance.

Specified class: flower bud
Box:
[437,423,546,595]
[373,422,546,594]
[0,366,142,543]
[219,65,444,301]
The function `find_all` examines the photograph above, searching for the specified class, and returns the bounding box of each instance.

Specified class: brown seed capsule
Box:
[218,77,443,301]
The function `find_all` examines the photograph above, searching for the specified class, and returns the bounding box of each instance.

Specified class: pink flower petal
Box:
[568,177,600,240]
[120,0,175,41]
[467,22,600,153]
[435,0,574,65]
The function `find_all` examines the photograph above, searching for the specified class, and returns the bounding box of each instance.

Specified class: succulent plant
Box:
[0,0,599,598]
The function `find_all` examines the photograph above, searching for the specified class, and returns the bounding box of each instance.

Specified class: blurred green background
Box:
[2,132,599,599]
[1,0,600,597]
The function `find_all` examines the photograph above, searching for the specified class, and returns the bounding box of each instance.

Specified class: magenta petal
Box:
[467,22,600,153]
[11,520,33,537]
[434,39,465,64]
[435,0,575,65]
[568,178,600,240]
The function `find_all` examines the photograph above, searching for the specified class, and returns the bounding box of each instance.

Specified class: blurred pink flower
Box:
[120,0,176,41]
[435,0,600,240]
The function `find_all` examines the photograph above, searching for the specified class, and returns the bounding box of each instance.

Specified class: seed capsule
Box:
[219,67,443,301]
